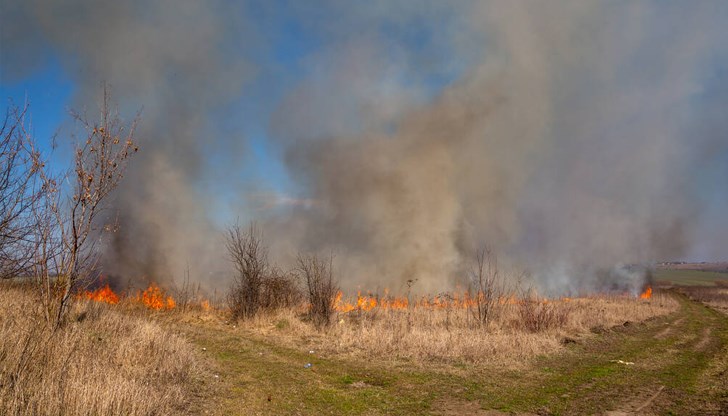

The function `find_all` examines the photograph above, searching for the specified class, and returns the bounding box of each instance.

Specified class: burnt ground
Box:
[173,289,728,416]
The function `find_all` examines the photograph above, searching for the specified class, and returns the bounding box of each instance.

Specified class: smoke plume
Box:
[2,1,727,293]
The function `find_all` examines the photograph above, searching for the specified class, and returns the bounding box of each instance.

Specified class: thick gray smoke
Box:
[266,1,728,294]
[1,0,252,288]
[2,1,727,294]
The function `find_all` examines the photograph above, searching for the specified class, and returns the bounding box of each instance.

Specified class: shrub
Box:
[469,247,509,327]
[260,268,301,310]
[518,299,571,332]
[225,223,302,320]
[297,253,338,328]
[226,222,268,320]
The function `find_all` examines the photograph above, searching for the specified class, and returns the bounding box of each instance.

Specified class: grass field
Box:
[181,291,727,415]
[2,268,727,415]
[0,285,203,416]
[653,269,728,287]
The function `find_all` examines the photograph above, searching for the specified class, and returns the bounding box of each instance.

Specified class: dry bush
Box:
[469,247,511,327]
[297,253,338,328]
[260,267,301,310]
[517,300,571,332]
[0,285,200,415]
[516,289,572,332]
[225,223,302,320]
[172,266,200,313]
[226,222,268,319]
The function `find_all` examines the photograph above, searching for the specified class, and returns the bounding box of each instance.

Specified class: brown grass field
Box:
[240,292,677,365]
[1,270,726,415]
[0,283,202,416]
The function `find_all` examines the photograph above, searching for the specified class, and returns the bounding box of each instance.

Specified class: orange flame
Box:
[80,284,119,304]
[137,283,176,310]
[333,290,594,313]
[639,286,652,299]
[79,281,198,311]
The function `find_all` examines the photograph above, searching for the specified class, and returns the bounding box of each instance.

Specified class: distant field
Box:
[653,268,728,286]
[657,262,728,272]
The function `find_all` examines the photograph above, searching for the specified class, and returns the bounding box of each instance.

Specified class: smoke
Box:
[266,1,728,293]
[2,1,727,293]
[1,0,253,288]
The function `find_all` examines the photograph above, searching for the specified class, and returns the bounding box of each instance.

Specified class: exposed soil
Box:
[653,317,684,339]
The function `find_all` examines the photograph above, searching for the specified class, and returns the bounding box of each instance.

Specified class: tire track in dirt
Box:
[540,291,727,415]
[174,290,727,415]
[605,385,665,416]
[653,317,684,339]
[605,293,726,415]
[694,327,712,351]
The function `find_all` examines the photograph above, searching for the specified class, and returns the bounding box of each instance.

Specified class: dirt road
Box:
[181,292,727,415]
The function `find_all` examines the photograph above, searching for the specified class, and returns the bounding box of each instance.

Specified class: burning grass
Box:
[76,281,203,312]
[79,283,119,304]
[0,277,680,415]
[136,282,177,310]
[73,281,673,366]
[241,289,677,366]
[71,281,672,367]
[0,284,202,416]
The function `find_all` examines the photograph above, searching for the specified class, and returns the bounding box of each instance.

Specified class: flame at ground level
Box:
[332,288,652,313]
[79,282,177,310]
[79,283,653,312]
[80,284,119,304]
[333,291,530,313]
[640,286,652,299]
[137,283,176,310]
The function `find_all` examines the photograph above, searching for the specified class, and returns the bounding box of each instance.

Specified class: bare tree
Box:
[225,222,302,319]
[226,222,268,319]
[470,246,506,327]
[33,87,139,326]
[297,253,338,328]
[0,103,46,280]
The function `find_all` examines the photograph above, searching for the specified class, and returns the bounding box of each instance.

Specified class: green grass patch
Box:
[180,291,727,415]
[654,269,728,286]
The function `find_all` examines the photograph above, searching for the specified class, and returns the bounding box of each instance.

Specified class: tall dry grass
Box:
[241,291,678,366]
[0,284,201,416]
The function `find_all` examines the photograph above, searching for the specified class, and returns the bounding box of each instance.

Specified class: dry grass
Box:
[0,278,679,415]
[677,283,728,315]
[0,284,201,416]
[239,291,678,366]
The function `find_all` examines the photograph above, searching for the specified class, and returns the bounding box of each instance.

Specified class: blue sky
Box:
[0,1,467,236]
[2,56,73,154]
[0,0,465,190]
